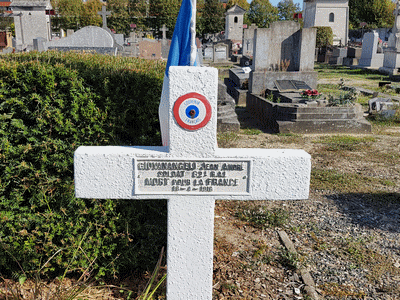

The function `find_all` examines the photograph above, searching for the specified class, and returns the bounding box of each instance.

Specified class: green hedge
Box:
[314,26,333,48]
[0,52,167,278]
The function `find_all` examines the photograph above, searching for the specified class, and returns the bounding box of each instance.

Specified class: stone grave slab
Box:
[275,80,312,93]
[74,66,311,299]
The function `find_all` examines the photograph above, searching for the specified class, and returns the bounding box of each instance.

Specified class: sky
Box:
[246,0,303,10]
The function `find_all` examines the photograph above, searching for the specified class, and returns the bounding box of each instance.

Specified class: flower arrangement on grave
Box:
[301,89,321,100]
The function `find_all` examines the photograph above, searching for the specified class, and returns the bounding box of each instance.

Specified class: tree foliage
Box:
[198,0,225,36]
[149,0,180,38]
[277,0,300,21]
[247,0,278,28]
[52,0,102,30]
[107,0,131,35]
[349,0,395,29]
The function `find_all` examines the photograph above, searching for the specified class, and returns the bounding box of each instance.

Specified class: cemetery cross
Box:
[97,5,111,29]
[74,67,311,299]
[161,24,169,40]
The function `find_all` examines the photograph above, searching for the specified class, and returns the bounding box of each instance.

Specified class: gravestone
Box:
[249,21,317,95]
[66,29,74,37]
[242,23,257,57]
[139,39,162,59]
[98,5,111,29]
[161,24,169,40]
[204,46,213,60]
[357,31,384,69]
[380,0,400,75]
[10,0,52,51]
[74,66,311,299]
[329,47,347,65]
[214,44,228,62]
[343,47,362,66]
[113,33,124,46]
[213,40,231,62]
[44,26,120,55]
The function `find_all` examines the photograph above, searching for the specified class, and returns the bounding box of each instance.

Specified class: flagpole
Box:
[190,0,197,66]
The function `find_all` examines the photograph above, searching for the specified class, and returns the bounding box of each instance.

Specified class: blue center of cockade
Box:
[186,105,199,119]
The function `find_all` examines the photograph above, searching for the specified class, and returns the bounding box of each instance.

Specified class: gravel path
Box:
[213,121,400,299]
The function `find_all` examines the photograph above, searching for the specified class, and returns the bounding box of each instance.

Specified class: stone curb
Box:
[278,230,319,300]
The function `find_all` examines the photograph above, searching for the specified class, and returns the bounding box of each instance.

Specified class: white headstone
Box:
[74,66,311,299]
[359,31,384,68]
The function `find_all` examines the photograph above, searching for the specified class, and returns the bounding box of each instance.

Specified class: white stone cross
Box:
[161,24,169,40]
[74,67,311,299]
[97,5,111,29]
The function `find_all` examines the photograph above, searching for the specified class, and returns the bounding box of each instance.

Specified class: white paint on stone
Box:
[74,66,311,299]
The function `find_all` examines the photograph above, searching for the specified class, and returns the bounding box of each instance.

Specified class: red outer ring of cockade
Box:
[173,92,212,131]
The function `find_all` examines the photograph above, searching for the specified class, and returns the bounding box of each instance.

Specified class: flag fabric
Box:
[159,0,198,146]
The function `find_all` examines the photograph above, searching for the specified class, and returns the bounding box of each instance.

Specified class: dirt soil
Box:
[212,109,400,300]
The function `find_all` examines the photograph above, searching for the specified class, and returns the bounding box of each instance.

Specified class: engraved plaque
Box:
[275,80,312,92]
[136,160,251,195]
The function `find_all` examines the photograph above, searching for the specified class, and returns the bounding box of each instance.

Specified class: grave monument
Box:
[43,26,121,55]
[249,21,317,95]
[379,0,400,75]
[356,31,384,69]
[245,21,371,133]
[74,66,311,299]
[10,0,52,51]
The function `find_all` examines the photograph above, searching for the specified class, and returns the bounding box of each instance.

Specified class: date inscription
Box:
[136,160,250,195]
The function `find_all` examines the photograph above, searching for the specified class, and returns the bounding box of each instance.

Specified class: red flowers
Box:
[301,89,321,99]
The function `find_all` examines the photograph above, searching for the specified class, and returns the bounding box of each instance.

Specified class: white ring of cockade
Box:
[173,92,211,130]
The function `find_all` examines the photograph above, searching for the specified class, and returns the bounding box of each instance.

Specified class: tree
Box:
[107,0,131,35]
[52,0,103,30]
[277,0,300,21]
[226,0,250,11]
[349,0,395,29]
[197,0,225,36]
[247,0,278,28]
[54,0,84,30]
[81,0,102,28]
[149,0,180,38]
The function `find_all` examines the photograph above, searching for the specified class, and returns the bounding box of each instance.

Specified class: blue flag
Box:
[159,0,198,146]
[165,0,197,76]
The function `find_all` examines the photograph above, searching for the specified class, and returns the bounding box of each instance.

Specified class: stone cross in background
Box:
[74,67,311,299]
[98,6,111,29]
[161,24,169,40]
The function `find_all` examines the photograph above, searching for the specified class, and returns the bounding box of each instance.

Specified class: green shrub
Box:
[0,52,167,278]
[314,26,333,48]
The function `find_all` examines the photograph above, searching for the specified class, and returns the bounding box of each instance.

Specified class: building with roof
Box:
[225,5,246,42]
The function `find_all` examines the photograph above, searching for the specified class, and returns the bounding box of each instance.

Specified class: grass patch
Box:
[277,248,299,270]
[241,128,262,135]
[315,135,376,151]
[235,206,289,229]
[311,169,374,193]
[319,282,366,299]
[315,63,388,82]
[337,237,400,285]
[217,132,239,148]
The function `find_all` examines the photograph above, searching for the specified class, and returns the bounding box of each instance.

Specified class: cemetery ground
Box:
[0,61,399,299]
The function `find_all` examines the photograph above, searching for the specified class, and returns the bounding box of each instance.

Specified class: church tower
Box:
[303,0,349,46]
[225,5,246,42]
